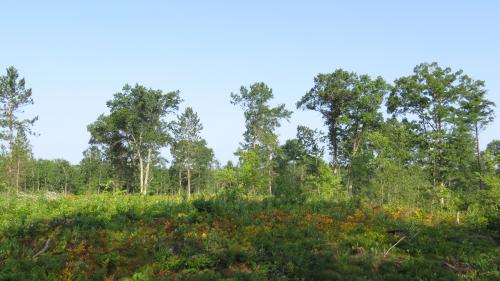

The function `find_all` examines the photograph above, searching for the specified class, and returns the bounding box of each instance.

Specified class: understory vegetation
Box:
[0,193,499,280]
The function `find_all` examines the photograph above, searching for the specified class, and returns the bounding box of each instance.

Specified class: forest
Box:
[0,62,499,280]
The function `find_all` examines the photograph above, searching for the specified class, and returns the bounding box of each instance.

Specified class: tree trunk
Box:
[16,159,20,194]
[143,148,152,195]
[332,127,338,174]
[64,179,68,195]
[97,166,102,193]
[37,168,40,192]
[88,160,93,191]
[139,156,144,194]
[32,168,35,192]
[268,167,272,196]
[6,100,15,193]
[475,123,483,190]
[178,169,182,194]
[187,167,191,198]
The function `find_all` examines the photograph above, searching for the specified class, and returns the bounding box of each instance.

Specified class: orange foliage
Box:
[303,213,335,230]
[255,209,290,222]
[164,220,176,233]
[424,214,433,225]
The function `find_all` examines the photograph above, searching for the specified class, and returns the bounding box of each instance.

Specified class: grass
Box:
[0,193,499,280]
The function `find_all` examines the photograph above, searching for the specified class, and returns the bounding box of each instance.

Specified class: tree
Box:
[53,159,73,195]
[276,130,340,198]
[0,66,37,193]
[364,118,438,207]
[388,62,460,187]
[388,62,494,189]
[457,76,495,189]
[277,126,324,186]
[296,125,324,160]
[11,127,32,193]
[444,123,477,190]
[23,159,82,194]
[484,140,500,176]
[297,69,387,193]
[171,107,213,197]
[236,148,268,193]
[80,146,112,192]
[231,82,292,195]
[367,118,419,166]
[214,161,238,190]
[190,140,215,193]
[149,159,172,195]
[88,84,181,194]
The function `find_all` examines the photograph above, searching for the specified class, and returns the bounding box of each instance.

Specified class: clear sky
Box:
[1,1,499,164]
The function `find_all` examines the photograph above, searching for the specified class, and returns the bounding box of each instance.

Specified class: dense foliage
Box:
[1,63,498,202]
[0,194,499,280]
[0,63,498,280]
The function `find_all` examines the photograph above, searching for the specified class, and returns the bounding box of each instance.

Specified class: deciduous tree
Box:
[88,84,181,194]
[231,82,292,195]
[297,70,387,193]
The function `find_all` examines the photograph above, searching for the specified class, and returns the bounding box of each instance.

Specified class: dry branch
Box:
[384,236,406,258]
[32,238,51,259]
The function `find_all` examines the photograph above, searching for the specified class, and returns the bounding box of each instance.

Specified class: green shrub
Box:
[0,193,499,280]
[192,198,216,213]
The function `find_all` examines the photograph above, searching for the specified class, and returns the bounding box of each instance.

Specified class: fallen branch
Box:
[384,236,406,258]
[443,257,474,273]
[32,238,51,259]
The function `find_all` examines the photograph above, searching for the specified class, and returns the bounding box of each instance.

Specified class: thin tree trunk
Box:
[88,160,93,191]
[64,179,68,195]
[97,166,101,193]
[332,127,338,174]
[143,147,152,195]
[16,159,20,194]
[268,169,272,196]
[475,123,483,190]
[37,167,40,192]
[32,167,35,192]
[187,167,191,198]
[7,107,14,192]
[178,169,182,194]
[138,154,144,194]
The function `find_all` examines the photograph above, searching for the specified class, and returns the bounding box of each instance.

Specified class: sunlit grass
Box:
[0,193,498,280]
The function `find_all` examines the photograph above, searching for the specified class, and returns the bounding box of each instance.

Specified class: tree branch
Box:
[32,238,51,259]
[384,236,406,258]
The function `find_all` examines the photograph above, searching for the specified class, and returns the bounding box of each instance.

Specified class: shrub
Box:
[192,198,216,213]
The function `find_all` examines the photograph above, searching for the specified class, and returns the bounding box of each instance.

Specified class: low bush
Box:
[0,194,498,280]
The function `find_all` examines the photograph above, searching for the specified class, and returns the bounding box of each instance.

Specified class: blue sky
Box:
[1,1,499,164]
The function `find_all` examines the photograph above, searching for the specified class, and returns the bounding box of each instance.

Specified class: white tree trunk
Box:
[143,148,152,195]
[187,167,191,198]
[139,155,144,194]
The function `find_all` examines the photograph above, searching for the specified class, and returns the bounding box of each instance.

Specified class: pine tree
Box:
[0,66,37,193]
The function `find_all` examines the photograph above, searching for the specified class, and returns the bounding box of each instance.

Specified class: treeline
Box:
[0,63,499,207]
